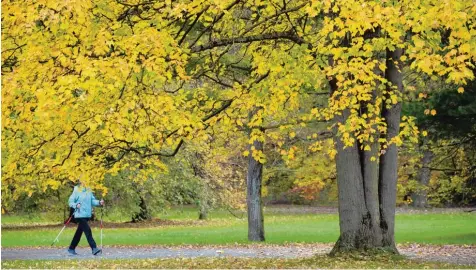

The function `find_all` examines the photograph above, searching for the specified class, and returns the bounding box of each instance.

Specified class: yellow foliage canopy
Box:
[2,0,475,200]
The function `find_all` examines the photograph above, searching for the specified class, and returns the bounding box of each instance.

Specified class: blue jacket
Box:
[68,186,101,218]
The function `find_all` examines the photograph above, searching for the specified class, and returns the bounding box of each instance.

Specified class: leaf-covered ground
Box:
[2,243,475,266]
[2,252,473,269]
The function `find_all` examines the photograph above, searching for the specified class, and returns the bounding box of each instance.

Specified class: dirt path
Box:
[2,244,475,266]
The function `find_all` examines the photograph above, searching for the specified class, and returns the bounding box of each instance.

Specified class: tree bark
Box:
[246,132,265,241]
[378,48,404,252]
[361,72,384,248]
[331,47,403,254]
[412,148,433,208]
[362,138,383,246]
[331,112,383,254]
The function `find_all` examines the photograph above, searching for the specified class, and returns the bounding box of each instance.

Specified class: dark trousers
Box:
[69,218,97,250]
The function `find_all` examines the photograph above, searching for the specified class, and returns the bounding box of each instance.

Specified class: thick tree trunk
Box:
[331,47,403,254]
[247,137,265,241]
[331,112,383,254]
[412,148,433,208]
[378,48,404,252]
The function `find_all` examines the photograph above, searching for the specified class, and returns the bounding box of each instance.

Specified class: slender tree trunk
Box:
[198,185,209,220]
[412,148,433,208]
[199,203,208,220]
[362,70,384,248]
[132,195,150,222]
[378,48,404,251]
[191,154,210,220]
[247,131,265,241]
[362,137,383,245]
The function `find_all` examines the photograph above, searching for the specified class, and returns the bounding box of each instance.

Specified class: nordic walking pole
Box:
[100,199,104,255]
[51,208,77,246]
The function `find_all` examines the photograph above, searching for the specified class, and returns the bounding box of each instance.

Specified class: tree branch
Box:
[178,6,209,45]
[190,30,306,53]
[262,119,330,130]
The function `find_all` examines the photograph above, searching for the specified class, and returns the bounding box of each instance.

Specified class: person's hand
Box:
[100,199,105,206]
[76,203,81,209]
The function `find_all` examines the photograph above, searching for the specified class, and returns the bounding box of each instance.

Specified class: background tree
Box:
[399,76,476,207]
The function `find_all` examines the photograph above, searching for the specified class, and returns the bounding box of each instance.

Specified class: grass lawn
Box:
[2,207,475,247]
[1,253,472,269]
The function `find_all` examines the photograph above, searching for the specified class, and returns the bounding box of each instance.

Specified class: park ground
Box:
[1,205,475,269]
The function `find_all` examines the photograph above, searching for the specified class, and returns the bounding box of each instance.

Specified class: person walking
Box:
[67,183,104,255]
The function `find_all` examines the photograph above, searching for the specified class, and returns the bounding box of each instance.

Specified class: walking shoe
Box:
[67,248,78,255]
[92,248,102,255]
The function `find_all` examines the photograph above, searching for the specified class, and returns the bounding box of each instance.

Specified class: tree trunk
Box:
[362,70,384,248]
[362,138,383,245]
[331,112,383,254]
[247,135,265,241]
[132,195,151,222]
[412,148,433,208]
[330,47,403,254]
[198,185,209,220]
[199,203,208,220]
[191,155,210,220]
[378,48,404,252]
